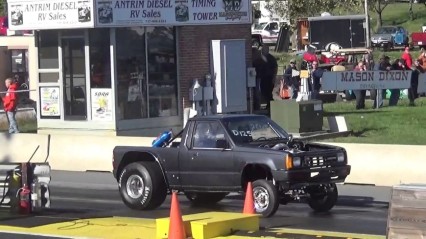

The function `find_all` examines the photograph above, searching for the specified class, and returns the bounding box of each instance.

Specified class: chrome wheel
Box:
[253,186,270,213]
[126,175,144,199]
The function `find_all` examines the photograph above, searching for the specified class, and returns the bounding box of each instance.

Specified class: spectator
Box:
[258,47,278,114]
[2,78,19,133]
[363,47,375,71]
[283,59,300,99]
[409,59,422,106]
[353,61,367,109]
[310,60,323,100]
[371,55,391,108]
[417,50,426,71]
[389,59,407,106]
[401,46,413,69]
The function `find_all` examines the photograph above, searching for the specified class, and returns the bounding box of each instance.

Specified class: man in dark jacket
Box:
[256,47,278,114]
[284,59,300,99]
[3,78,19,133]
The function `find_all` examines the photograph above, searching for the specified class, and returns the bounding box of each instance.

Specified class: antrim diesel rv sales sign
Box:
[95,0,252,26]
[7,0,95,30]
[7,0,251,30]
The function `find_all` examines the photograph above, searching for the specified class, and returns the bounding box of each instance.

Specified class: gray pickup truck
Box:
[112,114,351,217]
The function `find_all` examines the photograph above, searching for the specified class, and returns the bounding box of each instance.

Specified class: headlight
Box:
[293,157,302,167]
[337,152,345,162]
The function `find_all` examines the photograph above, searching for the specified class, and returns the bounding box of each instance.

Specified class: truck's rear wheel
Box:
[185,192,228,205]
[307,183,338,212]
[252,180,279,217]
[119,161,167,210]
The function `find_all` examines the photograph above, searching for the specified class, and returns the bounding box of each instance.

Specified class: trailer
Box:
[297,15,367,51]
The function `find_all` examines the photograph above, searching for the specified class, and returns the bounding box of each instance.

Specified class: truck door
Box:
[350,19,366,48]
[179,121,237,190]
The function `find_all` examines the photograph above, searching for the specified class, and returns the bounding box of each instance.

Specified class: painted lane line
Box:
[0,230,98,239]
[51,196,122,204]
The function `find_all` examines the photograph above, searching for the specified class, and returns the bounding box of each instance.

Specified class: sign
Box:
[95,0,251,27]
[8,0,95,30]
[40,87,60,117]
[418,73,426,93]
[322,71,412,91]
[91,88,113,121]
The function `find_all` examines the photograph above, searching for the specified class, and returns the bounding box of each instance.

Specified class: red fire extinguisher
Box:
[19,184,31,214]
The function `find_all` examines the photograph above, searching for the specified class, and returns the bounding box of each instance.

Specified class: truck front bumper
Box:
[272,165,351,190]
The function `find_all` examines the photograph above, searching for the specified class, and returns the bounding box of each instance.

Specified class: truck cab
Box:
[251,21,287,48]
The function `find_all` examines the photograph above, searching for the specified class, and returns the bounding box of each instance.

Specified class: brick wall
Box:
[178,24,252,108]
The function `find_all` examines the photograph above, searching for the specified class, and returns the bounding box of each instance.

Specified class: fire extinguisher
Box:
[19,184,31,214]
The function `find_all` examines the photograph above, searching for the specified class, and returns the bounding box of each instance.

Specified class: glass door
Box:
[62,36,86,120]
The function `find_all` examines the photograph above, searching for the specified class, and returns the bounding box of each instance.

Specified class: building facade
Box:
[7,0,253,136]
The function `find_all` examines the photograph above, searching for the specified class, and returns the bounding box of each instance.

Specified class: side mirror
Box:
[216,139,228,149]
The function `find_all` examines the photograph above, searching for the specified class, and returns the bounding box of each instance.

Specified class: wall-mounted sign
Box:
[95,0,251,27]
[8,0,95,30]
[40,86,61,117]
[322,71,412,91]
[91,88,113,121]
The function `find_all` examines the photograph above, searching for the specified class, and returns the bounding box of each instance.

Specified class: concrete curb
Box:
[0,133,424,187]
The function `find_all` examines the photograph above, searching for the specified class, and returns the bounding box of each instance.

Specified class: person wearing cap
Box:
[283,59,300,99]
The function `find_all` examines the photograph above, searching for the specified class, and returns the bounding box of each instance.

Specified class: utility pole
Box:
[365,0,371,48]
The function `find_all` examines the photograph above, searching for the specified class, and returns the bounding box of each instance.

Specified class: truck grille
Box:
[304,155,337,168]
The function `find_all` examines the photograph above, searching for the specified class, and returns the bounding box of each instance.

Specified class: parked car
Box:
[112,114,351,217]
[371,26,409,50]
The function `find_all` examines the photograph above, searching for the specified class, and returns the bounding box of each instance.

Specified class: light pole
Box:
[365,0,371,48]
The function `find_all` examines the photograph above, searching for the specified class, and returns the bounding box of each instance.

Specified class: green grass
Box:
[321,98,426,145]
[0,117,37,133]
[376,3,426,33]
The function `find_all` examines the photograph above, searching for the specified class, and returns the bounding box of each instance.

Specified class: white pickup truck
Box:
[251,21,287,48]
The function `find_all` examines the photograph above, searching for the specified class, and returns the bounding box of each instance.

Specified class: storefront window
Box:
[89,29,111,88]
[38,30,59,69]
[116,27,148,119]
[116,27,177,120]
[146,27,178,118]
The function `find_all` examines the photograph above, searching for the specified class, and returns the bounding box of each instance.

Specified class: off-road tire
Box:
[307,183,338,212]
[118,161,167,210]
[185,192,229,205]
[252,180,279,217]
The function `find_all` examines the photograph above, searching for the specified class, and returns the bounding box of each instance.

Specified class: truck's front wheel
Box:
[252,180,279,217]
[119,161,167,210]
[307,183,338,212]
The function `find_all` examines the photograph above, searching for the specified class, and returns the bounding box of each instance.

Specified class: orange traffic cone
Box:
[243,182,255,214]
[168,192,186,239]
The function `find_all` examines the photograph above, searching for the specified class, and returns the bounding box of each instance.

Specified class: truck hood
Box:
[236,140,344,155]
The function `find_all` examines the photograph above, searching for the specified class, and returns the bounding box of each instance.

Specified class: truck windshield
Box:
[253,22,267,30]
[222,116,289,144]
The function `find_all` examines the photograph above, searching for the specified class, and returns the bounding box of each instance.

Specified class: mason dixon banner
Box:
[95,0,251,27]
[8,0,95,30]
[322,71,412,91]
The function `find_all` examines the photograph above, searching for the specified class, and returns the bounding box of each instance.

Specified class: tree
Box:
[0,0,6,16]
[370,0,391,29]
[264,0,362,27]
